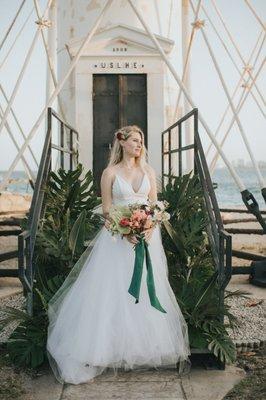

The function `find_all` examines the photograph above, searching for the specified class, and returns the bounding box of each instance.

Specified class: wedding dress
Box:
[46,171,191,385]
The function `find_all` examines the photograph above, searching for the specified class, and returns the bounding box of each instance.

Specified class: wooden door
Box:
[93,74,147,194]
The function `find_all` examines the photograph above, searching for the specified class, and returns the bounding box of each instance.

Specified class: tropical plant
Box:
[0,277,62,368]
[0,169,246,370]
[0,164,103,369]
[159,171,247,364]
[34,164,102,280]
[6,311,48,368]
[158,172,214,287]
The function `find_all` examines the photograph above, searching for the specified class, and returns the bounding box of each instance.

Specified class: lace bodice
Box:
[112,172,151,206]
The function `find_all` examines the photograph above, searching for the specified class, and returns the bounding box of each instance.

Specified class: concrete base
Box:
[181,365,245,400]
[20,370,64,400]
[19,364,246,400]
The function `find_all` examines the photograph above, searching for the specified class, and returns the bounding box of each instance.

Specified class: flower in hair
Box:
[116,131,126,141]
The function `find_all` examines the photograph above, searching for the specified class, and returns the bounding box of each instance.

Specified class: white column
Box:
[46,0,57,102]
[182,0,193,173]
[45,0,58,169]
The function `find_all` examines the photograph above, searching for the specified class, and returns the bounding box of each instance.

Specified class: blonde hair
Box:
[107,125,148,170]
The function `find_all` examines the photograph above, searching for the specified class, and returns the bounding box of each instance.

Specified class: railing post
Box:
[16,107,79,316]
[193,109,198,174]
[70,129,73,170]
[178,123,182,176]
[161,109,233,368]
[161,132,164,190]
[168,129,171,180]
[60,121,64,169]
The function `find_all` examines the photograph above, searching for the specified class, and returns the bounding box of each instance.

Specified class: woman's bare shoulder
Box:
[101,166,117,181]
[144,164,156,177]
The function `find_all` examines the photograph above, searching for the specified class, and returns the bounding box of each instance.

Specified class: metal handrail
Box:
[161,109,232,330]
[18,107,79,315]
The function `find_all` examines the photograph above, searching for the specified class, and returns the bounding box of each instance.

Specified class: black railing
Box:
[0,218,22,278]
[18,107,79,315]
[162,109,232,368]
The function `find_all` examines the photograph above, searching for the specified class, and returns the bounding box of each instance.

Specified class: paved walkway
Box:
[227,273,265,300]
[21,364,245,400]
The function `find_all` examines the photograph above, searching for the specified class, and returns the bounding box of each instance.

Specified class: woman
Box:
[46,125,191,385]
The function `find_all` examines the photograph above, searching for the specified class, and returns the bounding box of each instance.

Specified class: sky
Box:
[0,0,265,172]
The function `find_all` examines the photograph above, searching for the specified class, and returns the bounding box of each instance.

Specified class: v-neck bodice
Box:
[115,172,146,194]
[112,171,151,206]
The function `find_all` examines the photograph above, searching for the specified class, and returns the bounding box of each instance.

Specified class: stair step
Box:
[0,269,19,277]
[0,250,18,262]
[0,229,22,236]
[0,218,23,226]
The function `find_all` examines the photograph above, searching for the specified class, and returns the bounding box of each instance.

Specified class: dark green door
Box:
[93,74,147,195]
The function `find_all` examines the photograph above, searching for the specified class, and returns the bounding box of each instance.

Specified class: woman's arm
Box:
[147,166,158,202]
[143,166,158,242]
[100,168,113,221]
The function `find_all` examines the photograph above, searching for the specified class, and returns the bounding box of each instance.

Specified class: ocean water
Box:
[0,170,35,195]
[212,167,266,209]
[1,168,266,209]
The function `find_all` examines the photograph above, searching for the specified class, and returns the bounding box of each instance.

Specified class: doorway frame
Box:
[92,73,148,185]
[75,56,165,180]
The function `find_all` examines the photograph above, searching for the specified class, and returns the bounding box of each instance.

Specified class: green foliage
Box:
[159,171,211,272]
[0,164,103,370]
[0,273,65,369]
[0,296,48,369]
[34,163,102,279]
[160,171,244,365]
[7,315,48,368]
[34,274,66,311]
[208,334,237,364]
[0,168,246,370]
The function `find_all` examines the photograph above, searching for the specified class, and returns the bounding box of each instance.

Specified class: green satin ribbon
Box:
[128,234,167,313]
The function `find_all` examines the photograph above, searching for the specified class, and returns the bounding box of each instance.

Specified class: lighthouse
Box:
[55,0,185,185]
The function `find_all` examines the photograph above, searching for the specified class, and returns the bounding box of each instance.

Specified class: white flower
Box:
[162,212,170,221]
[155,200,165,210]
[154,212,162,222]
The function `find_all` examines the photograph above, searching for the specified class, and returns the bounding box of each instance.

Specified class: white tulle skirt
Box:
[46,224,191,385]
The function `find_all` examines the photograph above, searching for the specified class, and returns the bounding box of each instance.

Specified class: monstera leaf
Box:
[69,210,87,255]
[159,172,240,365]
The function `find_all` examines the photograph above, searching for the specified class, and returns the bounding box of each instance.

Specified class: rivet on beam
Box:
[35,19,52,28]
[191,19,205,29]
[242,65,253,72]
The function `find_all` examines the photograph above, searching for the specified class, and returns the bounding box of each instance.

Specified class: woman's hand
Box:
[104,219,111,229]
[104,213,112,230]
[125,227,155,245]
[125,234,139,245]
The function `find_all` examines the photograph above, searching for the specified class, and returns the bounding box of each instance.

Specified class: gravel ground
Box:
[222,347,266,400]
[0,293,26,343]
[224,295,265,343]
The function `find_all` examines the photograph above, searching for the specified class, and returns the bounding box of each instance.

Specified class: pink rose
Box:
[119,218,130,226]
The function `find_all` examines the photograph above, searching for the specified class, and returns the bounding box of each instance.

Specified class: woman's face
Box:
[121,131,143,157]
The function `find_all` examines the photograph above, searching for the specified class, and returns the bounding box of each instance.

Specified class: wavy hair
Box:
[106,125,148,170]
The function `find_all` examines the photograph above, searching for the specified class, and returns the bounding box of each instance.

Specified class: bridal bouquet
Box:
[106,200,170,238]
[105,200,170,313]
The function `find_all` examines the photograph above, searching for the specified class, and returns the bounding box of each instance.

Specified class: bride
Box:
[46,125,191,385]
